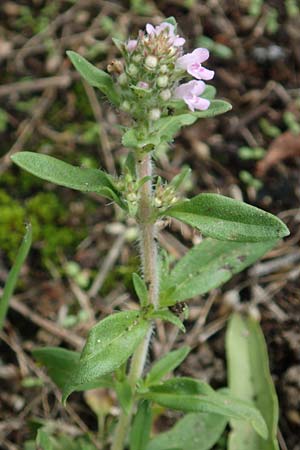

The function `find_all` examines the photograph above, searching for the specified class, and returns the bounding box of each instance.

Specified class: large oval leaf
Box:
[165,194,289,242]
[62,311,149,402]
[67,51,120,105]
[146,412,227,450]
[33,347,113,391]
[141,378,267,439]
[160,238,277,306]
[226,314,279,450]
[11,152,123,206]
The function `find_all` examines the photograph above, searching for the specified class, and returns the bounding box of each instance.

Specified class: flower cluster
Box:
[111,20,214,120]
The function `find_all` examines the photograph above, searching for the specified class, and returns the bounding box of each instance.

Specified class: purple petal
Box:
[192,47,210,63]
[187,63,214,80]
[146,24,155,35]
[173,37,186,47]
[127,40,138,51]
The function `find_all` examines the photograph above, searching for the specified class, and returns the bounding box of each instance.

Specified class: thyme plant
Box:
[11,18,289,450]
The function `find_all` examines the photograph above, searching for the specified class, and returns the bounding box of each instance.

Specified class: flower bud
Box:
[132,54,142,63]
[160,89,171,101]
[145,55,158,69]
[137,81,150,89]
[127,192,137,202]
[157,75,169,88]
[128,64,138,76]
[160,64,168,73]
[118,73,128,86]
[149,108,161,120]
[121,100,131,112]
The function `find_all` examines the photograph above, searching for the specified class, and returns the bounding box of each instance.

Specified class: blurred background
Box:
[0,0,299,448]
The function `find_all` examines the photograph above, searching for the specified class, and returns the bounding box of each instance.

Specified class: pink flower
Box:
[176,48,214,80]
[127,40,138,52]
[137,81,150,89]
[146,22,185,47]
[174,80,210,112]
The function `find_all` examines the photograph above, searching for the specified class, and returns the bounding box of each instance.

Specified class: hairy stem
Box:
[111,152,159,450]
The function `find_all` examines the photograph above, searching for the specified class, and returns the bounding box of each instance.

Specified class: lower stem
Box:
[111,152,159,450]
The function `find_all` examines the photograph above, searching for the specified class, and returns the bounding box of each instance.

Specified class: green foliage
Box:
[0,107,8,132]
[11,152,123,207]
[0,224,32,330]
[62,311,149,402]
[130,401,152,450]
[0,188,83,263]
[197,36,233,59]
[147,412,227,450]
[164,194,289,242]
[238,146,266,161]
[239,171,263,191]
[33,347,113,391]
[145,347,190,387]
[226,313,279,450]
[122,100,232,149]
[259,118,281,138]
[283,111,300,135]
[149,309,185,332]
[67,51,121,105]
[132,273,148,307]
[140,377,267,439]
[160,238,277,305]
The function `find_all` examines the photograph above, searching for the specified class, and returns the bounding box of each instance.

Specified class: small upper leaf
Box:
[164,193,289,242]
[11,152,124,207]
[62,311,149,402]
[67,51,120,105]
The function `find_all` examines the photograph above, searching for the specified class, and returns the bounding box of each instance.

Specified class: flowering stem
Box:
[111,151,159,450]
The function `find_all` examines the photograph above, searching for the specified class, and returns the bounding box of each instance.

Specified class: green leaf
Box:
[141,378,267,439]
[115,378,133,414]
[153,114,199,143]
[11,152,124,207]
[192,99,232,118]
[132,273,148,307]
[149,309,185,332]
[202,85,217,100]
[130,400,152,450]
[0,224,32,331]
[36,429,54,450]
[66,51,120,105]
[62,311,149,402]
[145,347,190,387]
[165,194,289,242]
[160,238,277,306]
[147,412,227,450]
[226,313,279,450]
[33,347,113,391]
[169,166,191,191]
